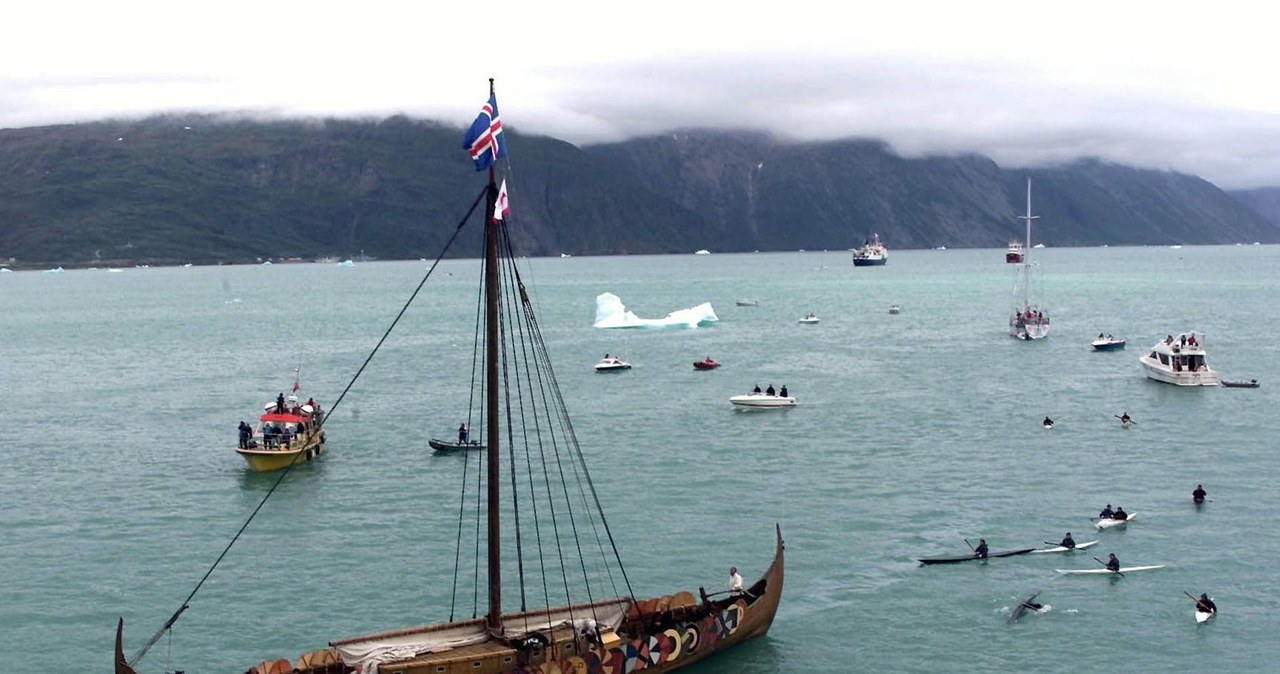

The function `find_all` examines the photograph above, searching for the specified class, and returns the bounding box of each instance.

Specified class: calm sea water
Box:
[3,246,1278,673]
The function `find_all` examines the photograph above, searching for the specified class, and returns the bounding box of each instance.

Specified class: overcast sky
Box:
[3,0,1278,188]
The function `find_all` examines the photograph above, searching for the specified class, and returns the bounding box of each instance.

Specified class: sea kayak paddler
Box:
[1106,553,1121,572]
[1192,485,1207,503]
[974,539,989,559]
[1042,416,1054,428]
[1119,412,1131,425]
[1112,507,1128,521]
[1195,593,1217,614]
[1060,532,1076,549]
[1099,504,1114,519]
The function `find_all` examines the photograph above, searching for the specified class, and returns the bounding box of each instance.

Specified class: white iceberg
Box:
[593,293,718,329]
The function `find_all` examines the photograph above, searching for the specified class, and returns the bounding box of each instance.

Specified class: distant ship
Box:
[852,233,888,266]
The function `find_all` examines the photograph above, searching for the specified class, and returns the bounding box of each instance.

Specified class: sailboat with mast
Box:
[1009,179,1050,340]
[115,80,783,674]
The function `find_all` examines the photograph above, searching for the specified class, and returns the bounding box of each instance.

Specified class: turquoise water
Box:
[3,246,1278,673]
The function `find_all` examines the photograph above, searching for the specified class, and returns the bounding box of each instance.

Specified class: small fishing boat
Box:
[1140,332,1218,386]
[235,396,326,472]
[1091,335,1126,351]
[917,548,1034,565]
[693,357,721,370]
[1030,540,1100,554]
[1095,513,1137,530]
[1221,379,1259,388]
[427,438,486,452]
[798,314,820,325]
[1056,565,1164,575]
[594,355,632,372]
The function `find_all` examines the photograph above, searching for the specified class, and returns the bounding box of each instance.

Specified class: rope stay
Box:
[127,185,488,667]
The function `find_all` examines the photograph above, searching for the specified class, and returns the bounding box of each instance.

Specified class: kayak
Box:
[1007,590,1041,624]
[1095,513,1137,529]
[1196,610,1216,624]
[918,548,1034,565]
[1030,540,1099,554]
[1056,565,1165,575]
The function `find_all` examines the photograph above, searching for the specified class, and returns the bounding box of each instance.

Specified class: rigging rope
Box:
[127,185,488,667]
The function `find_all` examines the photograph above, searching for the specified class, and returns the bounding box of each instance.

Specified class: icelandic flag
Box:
[463,95,507,171]
[292,368,300,392]
[494,180,510,221]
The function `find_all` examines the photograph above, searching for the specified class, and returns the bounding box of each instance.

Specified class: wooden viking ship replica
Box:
[115,79,783,674]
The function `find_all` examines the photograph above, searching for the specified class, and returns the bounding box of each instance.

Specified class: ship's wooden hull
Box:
[116,526,784,674]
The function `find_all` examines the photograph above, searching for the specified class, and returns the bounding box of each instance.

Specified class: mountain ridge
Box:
[1,115,1276,268]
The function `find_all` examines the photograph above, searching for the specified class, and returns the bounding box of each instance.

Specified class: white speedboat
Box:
[1139,332,1218,386]
[730,392,796,409]
[594,356,631,372]
[1092,335,1126,351]
[798,314,820,324]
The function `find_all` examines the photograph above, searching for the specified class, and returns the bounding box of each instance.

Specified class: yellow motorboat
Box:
[235,396,326,471]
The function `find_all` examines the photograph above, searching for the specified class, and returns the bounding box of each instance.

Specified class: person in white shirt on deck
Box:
[729,567,744,595]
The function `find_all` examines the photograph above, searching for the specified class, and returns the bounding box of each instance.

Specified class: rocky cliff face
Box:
[1,116,1277,267]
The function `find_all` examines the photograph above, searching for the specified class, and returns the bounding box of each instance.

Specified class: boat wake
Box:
[593,292,718,329]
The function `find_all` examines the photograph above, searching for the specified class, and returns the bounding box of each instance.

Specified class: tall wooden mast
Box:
[482,78,503,633]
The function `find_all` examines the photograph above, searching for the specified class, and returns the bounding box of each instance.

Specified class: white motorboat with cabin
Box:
[1140,332,1218,386]
[594,355,632,372]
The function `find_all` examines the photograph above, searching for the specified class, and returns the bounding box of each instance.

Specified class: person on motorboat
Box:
[1099,504,1114,519]
[752,384,762,394]
[1042,416,1054,428]
[973,539,989,559]
[779,385,788,397]
[1060,533,1076,549]
[458,423,468,444]
[1112,507,1128,521]
[1106,553,1120,572]
[1192,485,1207,503]
[276,392,286,414]
[1196,593,1217,614]
[1098,332,1104,340]
[765,385,776,396]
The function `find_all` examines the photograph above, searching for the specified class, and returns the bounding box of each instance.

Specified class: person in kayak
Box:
[1060,532,1076,549]
[1112,506,1128,520]
[1099,504,1114,518]
[1192,485,1207,503]
[974,539,989,559]
[1042,416,1054,428]
[1106,553,1120,572]
[1119,412,1131,425]
[1196,593,1217,614]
